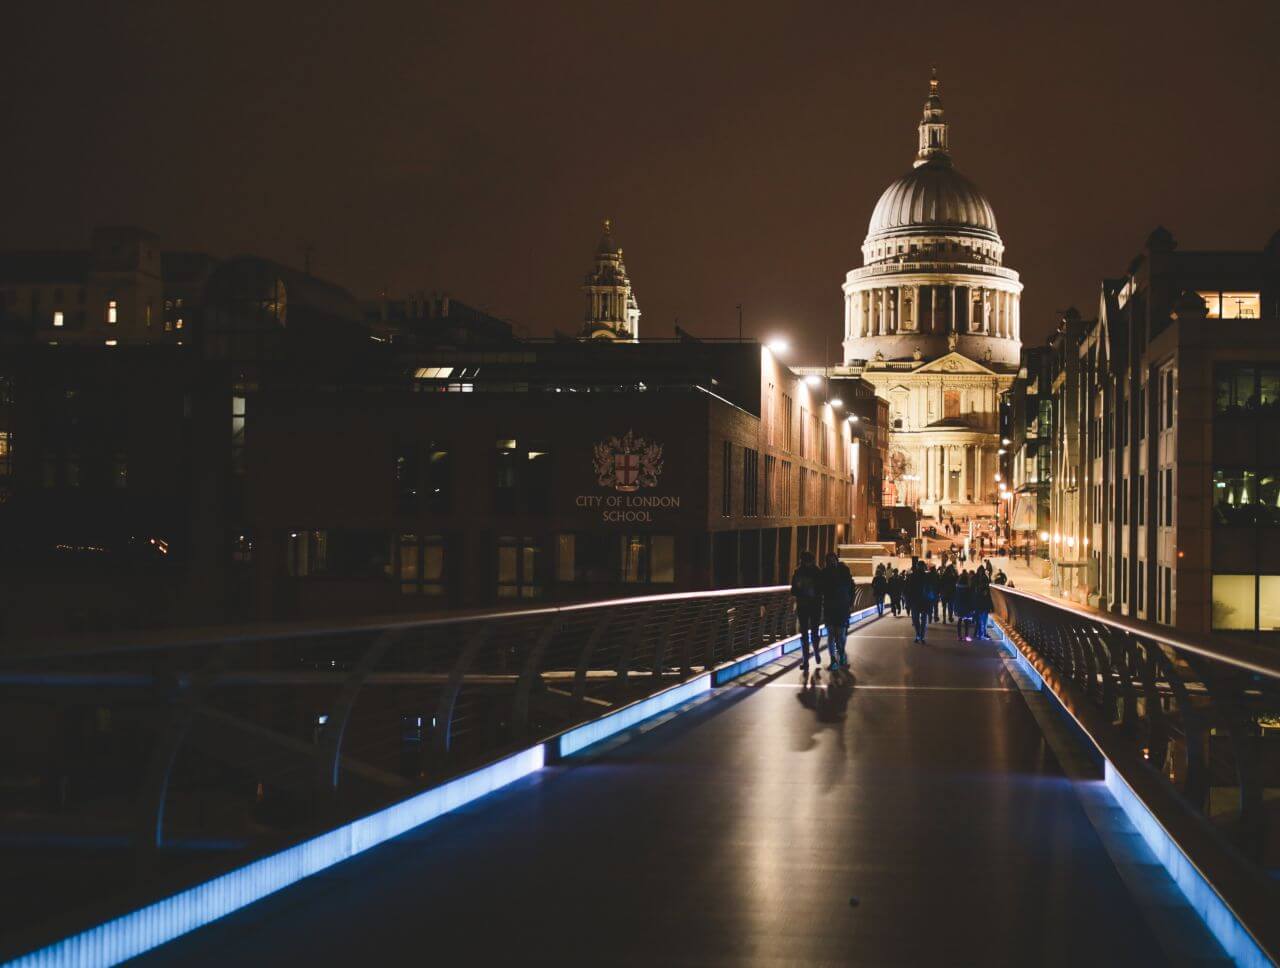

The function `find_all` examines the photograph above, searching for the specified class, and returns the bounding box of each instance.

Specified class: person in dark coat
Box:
[972,568,994,639]
[888,568,904,616]
[905,561,934,644]
[791,551,823,674]
[820,552,854,669]
[871,564,888,617]
[939,564,958,623]
[954,571,974,640]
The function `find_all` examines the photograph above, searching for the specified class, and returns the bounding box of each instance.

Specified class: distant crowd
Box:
[790,551,1012,672]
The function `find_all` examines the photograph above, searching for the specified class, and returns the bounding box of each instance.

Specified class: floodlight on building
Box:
[805,374,822,388]
[997,448,1007,455]
[1001,438,1011,445]
[1067,537,1076,548]
[994,473,1002,482]
[847,414,859,423]
[830,398,843,408]
[1039,531,1050,542]
[766,338,789,356]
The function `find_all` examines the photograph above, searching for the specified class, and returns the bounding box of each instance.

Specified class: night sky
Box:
[4,1,1278,359]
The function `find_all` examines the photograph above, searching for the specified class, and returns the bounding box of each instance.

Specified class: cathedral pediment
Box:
[912,352,998,376]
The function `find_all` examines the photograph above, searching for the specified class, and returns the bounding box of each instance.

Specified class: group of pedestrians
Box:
[790,551,855,674]
[870,558,996,643]
[790,549,1008,674]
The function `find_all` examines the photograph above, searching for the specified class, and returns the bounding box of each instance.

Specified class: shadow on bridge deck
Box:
[137,613,1178,966]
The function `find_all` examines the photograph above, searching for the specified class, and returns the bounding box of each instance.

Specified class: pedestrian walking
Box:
[871,564,888,618]
[889,568,904,617]
[954,571,974,640]
[940,563,957,623]
[791,551,823,674]
[820,552,854,669]
[973,567,993,639]
[905,560,934,644]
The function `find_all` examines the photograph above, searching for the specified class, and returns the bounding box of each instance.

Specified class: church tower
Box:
[580,219,641,341]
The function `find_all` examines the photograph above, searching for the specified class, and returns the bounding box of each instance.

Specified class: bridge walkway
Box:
[138,611,1187,966]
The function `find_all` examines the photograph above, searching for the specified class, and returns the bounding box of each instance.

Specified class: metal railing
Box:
[991,586,1280,962]
[0,583,872,958]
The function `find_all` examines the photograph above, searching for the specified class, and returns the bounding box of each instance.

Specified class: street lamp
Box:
[805,374,822,388]
[830,397,843,408]
[766,337,789,357]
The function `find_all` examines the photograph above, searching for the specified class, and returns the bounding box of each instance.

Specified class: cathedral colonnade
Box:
[844,281,1020,341]
[901,439,997,510]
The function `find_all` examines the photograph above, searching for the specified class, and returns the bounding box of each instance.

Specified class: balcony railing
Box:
[991,587,1280,963]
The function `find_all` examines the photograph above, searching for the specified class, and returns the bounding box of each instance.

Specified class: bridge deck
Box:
[140,613,1168,966]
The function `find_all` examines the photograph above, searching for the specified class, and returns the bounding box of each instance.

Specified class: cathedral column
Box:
[980,288,989,334]
[941,446,950,503]
[1014,297,1020,341]
[929,286,937,334]
[974,446,983,503]
[926,445,935,502]
[961,445,971,502]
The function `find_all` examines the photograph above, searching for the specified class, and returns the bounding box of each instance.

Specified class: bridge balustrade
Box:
[0,583,873,961]
[992,586,1280,964]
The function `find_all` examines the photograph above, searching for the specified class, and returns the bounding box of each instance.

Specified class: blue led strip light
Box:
[6,746,545,968]
[992,620,1272,968]
[558,674,712,757]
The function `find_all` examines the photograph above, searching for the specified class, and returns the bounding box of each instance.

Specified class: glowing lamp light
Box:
[766,337,789,356]
[847,415,859,423]
[998,448,1007,455]
[1067,537,1076,548]
[1001,438,1011,445]
[805,374,822,388]
[994,473,1002,482]
[830,398,843,408]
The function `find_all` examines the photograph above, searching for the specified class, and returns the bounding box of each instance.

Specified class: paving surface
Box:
[139,612,1170,967]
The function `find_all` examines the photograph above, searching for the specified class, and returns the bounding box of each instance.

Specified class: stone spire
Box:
[915,67,950,167]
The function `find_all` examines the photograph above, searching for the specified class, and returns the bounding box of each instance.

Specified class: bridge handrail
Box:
[991,585,1280,965]
[993,584,1280,679]
[0,582,876,962]
[0,584,812,662]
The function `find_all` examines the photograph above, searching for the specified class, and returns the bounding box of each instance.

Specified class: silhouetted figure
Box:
[791,550,823,674]
[820,552,854,669]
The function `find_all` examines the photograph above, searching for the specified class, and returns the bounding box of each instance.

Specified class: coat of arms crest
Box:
[593,430,663,492]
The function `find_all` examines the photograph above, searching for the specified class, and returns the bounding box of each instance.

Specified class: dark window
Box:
[721,441,732,517]
[288,530,390,578]
[743,448,759,517]
[494,439,548,513]
[763,455,775,516]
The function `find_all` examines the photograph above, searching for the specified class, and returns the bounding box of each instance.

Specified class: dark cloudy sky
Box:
[4,1,1277,359]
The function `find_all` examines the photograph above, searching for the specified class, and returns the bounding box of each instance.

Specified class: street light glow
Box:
[805,374,821,387]
[830,398,842,408]
[766,337,789,356]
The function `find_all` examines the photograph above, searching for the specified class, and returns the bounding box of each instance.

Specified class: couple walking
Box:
[790,550,855,674]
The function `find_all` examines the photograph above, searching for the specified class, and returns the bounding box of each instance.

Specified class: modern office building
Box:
[1046,228,1280,637]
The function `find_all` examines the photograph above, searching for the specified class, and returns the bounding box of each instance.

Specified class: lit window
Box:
[0,432,11,478]
[1197,291,1260,319]
[497,535,540,598]
[104,339,118,347]
[106,299,118,324]
[414,366,455,379]
[398,533,446,595]
[53,310,64,328]
[1212,574,1255,630]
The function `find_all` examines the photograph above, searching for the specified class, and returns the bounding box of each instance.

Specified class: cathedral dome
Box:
[866,159,999,246]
